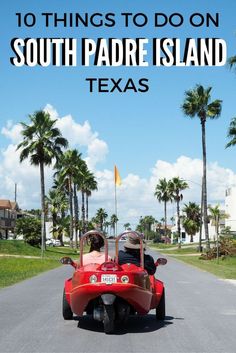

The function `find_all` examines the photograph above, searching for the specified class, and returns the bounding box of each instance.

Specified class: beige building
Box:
[0,200,19,239]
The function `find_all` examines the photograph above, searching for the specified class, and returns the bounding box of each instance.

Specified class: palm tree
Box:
[81,169,98,232]
[103,221,110,235]
[52,215,70,244]
[72,158,87,243]
[46,188,68,245]
[110,214,118,236]
[142,215,156,240]
[160,217,165,226]
[17,110,68,254]
[154,178,172,237]
[45,189,60,238]
[182,202,201,243]
[55,149,83,246]
[182,85,222,249]
[124,222,131,230]
[91,215,100,228]
[228,55,236,70]
[170,216,175,226]
[74,167,97,236]
[136,216,144,233]
[226,118,236,149]
[96,208,108,231]
[208,204,222,262]
[169,177,188,247]
[182,219,200,244]
[208,204,222,240]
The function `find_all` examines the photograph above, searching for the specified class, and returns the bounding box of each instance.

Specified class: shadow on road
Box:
[74,314,180,335]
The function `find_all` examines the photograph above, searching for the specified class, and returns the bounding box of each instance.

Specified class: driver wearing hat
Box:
[118,231,156,275]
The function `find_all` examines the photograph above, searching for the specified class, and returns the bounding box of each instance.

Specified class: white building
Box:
[171,207,226,244]
[171,218,219,244]
[225,187,236,232]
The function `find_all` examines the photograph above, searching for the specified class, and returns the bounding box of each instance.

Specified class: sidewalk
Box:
[0,254,41,259]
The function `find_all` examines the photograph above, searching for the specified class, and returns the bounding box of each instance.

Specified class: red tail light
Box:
[98,261,123,272]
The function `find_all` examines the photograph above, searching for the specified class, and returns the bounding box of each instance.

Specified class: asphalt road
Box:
[0,246,236,353]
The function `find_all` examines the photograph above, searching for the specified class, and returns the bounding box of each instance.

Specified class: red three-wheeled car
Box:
[61,230,167,334]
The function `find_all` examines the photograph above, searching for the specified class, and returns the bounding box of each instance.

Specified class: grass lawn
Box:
[150,243,199,254]
[0,257,61,288]
[155,247,199,255]
[151,242,236,279]
[150,243,177,249]
[0,240,80,259]
[0,240,82,288]
[0,240,42,256]
[170,255,236,279]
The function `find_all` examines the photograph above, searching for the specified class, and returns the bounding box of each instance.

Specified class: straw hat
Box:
[124,232,146,250]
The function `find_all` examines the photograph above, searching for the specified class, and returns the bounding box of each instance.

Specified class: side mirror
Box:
[155,258,167,266]
[60,257,77,268]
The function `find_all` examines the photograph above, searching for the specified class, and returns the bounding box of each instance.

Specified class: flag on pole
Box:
[114,165,121,186]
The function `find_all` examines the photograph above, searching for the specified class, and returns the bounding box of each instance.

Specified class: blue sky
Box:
[1,0,236,227]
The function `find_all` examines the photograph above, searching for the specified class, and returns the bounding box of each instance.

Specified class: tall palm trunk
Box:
[177,197,181,248]
[73,183,78,248]
[58,230,64,246]
[81,190,85,234]
[52,212,57,238]
[68,177,73,247]
[164,201,167,238]
[199,177,204,252]
[85,193,89,232]
[100,217,103,231]
[216,215,219,263]
[40,161,46,255]
[190,233,193,243]
[201,118,210,250]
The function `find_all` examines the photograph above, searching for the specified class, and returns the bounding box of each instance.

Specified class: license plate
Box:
[101,274,117,284]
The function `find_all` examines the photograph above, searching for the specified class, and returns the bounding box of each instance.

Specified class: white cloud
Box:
[43,104,59,119]
[0,143,53,209]
[85,138,109,170]
[2,105,108,169]
[1,122,23,144]
[44,104,98,146]
[150,156,236,204]
[0,105,108,209]
[44,104,108,168]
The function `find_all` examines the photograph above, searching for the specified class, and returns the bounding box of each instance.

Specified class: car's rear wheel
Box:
[103,304,115,334]
[63,289,73,320]
[156,288,165,320]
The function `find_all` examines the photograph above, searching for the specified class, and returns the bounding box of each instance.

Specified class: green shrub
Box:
[15,217,41,246]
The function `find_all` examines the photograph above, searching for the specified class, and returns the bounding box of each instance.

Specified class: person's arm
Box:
[144,254,156,275]
[117,250,125,264]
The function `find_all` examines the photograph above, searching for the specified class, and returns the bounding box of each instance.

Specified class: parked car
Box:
[53,239,61,246]
[46,239,54,247]
[106,235,114,239]
[46,239,61,247]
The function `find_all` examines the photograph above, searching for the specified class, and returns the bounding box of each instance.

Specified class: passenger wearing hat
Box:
[118,231,156,275]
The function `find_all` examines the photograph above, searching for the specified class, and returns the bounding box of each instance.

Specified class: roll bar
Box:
[115,230,144,269]
[79,230,108,267]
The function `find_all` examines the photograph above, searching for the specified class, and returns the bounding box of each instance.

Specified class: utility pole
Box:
[14,183,17,203]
